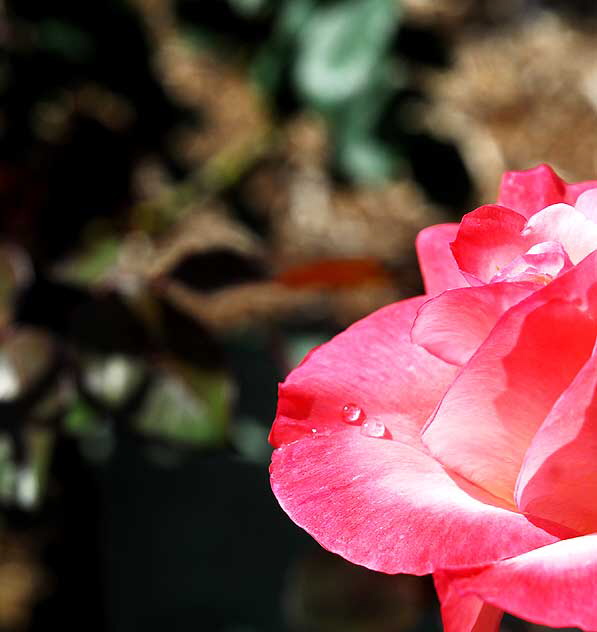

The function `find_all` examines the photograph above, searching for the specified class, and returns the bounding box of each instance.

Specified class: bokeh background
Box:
[0,0,595,630]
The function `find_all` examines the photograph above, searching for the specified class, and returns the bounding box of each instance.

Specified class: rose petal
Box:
[412,282,535,366]
[270,296,561,575]
[434,573,503,632]
[568,180,597,206]
[441,535,597,630]
[575,187,597,222]
[270,431,561,575]
[489,241,573,284]
[498,164,597,219]
[452,203,597,285]
[422,254,597,503]
[498,164,567,219]
[270,296,458,449]
[415,224,466,296]
[515,345,597,534]
[522,203,597,264]
[450,205,528,284]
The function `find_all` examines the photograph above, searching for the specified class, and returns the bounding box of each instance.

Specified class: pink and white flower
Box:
[269,165,597,631]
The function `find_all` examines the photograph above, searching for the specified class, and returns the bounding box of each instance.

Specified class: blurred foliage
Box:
[0,0,595,630]
[252,0,403,183]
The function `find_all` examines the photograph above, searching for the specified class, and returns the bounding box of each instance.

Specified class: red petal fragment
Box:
[415,224,466,296]
[270,296,458,449]
[516,346,597,534]
[442,535,597,630]
[277,258,393,289]
[422,254,597,503]
[434,573,503,632]
[412,282,534,366]
[498,164,597,219]
[270,431,560,575]
[450,205,528,283]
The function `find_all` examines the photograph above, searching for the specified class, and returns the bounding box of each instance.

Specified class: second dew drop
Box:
[360,419,386,438]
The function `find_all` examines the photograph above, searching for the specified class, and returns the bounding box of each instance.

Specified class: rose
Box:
[269,165,597,631]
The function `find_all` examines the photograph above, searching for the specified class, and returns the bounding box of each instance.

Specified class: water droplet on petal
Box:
[360,419,386,438]
[342,403,364,424]
[311,428,317,434]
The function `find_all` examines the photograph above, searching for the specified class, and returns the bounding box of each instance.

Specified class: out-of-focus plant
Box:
[4,0,596,628]
[251,0,404,183]
[0,0,453,518]
[0,0,447,518]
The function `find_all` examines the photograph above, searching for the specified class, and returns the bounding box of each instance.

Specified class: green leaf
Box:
[54,235,120,286]
[276,0,317,39]
[295,0,399,107]
[135,366,231,448]
[328,60,405,183]
[252,0,316,94]
[337,135,401,184]
[65,397,116,461]
[64,397,102,435]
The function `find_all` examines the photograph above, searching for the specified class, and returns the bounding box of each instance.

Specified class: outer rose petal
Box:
[516,345,597,534]
[422,253,597,503]
[415,224,465,296]
[270,296,458,448]
[568,180,597,207]
[450,205,528,283]
[498,163,597,219]
[411,282,535,366]
[270,432,560,575]
[434,573,503,632]
[441,535,597,630]
[270,297,560,575]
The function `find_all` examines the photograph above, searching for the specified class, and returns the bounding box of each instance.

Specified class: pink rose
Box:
[269,165,597,631]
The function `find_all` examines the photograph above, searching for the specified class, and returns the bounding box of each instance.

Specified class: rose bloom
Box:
[269,165,597,631]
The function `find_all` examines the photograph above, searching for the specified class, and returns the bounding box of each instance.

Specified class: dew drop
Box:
[360,419,386,438]
[342,403,364,424]
[311,428,317,434]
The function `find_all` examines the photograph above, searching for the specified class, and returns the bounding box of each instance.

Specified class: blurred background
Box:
[0,0,595,630]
